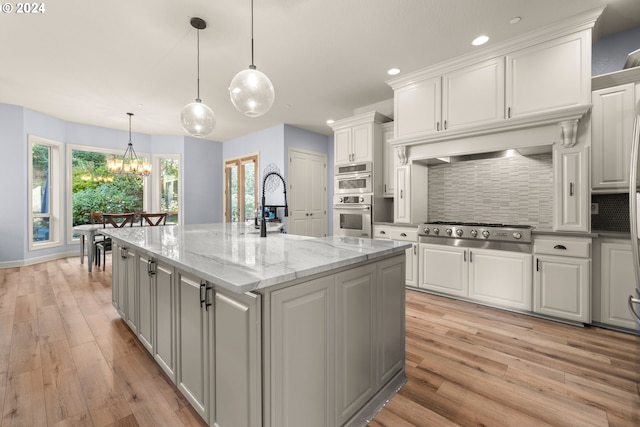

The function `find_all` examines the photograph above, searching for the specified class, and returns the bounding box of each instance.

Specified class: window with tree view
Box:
[71,148,144,228]
[159,157,179,224]
[31,144,51,242]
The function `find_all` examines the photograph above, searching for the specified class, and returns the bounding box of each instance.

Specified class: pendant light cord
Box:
[196,27,201,102]
[250,0,256,69]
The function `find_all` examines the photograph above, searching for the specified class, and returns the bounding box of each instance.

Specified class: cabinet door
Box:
[125,248,137,333]
[506,31,589,117]
[177,271,210,420]
[137,254,153,353]
[600,241,637,329]
[418,243,468,297]
[214,289,261,427]
[112,243,123,314]
[554,146,589,232]
[377,255,405,385]
[271,276,335,427]
[154,263,175,382]
[352,123,373,163]
[334,129,352,165]
[442,58,505,130]
[395,77,441,139]
[383,124,395,197]
[469,249,532,311]
[394,165,410,223]
[534,255,590,322]
[592,84,635,190]
[336,264,376,424]
[405,243,418,287]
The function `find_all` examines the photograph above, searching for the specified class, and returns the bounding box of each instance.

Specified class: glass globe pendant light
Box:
[229,0,275,117]
[181,17,216,137]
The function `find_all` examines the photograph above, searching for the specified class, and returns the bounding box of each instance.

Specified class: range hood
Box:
[419,145,552,165]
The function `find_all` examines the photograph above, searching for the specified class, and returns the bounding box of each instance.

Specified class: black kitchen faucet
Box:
[260,171,288,237]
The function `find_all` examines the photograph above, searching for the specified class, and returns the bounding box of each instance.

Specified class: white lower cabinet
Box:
[112,243,137,331]
[177,270,212,421]
[598,239,637,330]
[270,256,405,427]
[137,253,154,353]
[373,224,418,287]
[418,244,468,297]
[533,236,591,323]
[419,244,532,311]
[469,249,532,311]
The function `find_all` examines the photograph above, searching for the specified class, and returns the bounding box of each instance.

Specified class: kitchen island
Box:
[100,223,409,427]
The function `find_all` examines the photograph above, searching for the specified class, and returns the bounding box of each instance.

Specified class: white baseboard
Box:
[0,251,79,269]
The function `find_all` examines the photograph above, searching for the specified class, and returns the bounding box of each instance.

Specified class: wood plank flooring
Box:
[0,257,638,426]
[371,290,640,427]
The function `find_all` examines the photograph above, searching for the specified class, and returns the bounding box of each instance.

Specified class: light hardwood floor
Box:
[0,257,638,426]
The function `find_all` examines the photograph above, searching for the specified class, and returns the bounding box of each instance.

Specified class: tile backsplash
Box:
[427,153,553,226]
[591,193,630,232]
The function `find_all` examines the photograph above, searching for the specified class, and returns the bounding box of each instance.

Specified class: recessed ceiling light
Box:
[387,68,400,76]
[471,35,489,46]
[326,119,335,125]
[510,16,521,24]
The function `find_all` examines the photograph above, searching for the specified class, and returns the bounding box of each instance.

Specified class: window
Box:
[152,154,180,224]
[67,144,149,241]
[225,155,258,222]
[28,135,63,249]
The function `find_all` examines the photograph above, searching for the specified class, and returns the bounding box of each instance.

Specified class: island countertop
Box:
[100,222,410,294]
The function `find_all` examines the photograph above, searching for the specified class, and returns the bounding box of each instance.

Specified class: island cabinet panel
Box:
[377,256,405,385]
[177,271,212,421]
[213,289,262,427]
[112,242,127,317]
[271,276,335,427]
[336,264,377,424]
[154,263,176,381]
[124,247,137,334]
[137,253,154,353]
[598,240,636,330]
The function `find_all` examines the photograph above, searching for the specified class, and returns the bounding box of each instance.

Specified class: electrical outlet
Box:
[591,203,599,215]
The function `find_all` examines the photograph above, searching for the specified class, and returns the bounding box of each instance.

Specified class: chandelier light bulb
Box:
[229,67,275,117]
[181,100,216,137]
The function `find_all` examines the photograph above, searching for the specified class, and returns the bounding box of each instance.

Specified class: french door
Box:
[225,155,258,223]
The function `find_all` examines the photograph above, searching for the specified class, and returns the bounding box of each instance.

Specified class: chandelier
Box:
[107,113,151,176]
[229,0,275,117]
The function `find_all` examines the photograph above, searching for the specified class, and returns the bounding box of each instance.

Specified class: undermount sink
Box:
[246,222,284,234]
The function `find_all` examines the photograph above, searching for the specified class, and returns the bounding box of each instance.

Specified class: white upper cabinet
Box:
[387,14,597,145]
[442,57,505,130]
[591,83,636,190]
[382,122,395,197]
[505,31,590,118]
[394,76,441,140]
[553,145,589,232]
[330,111,389,166]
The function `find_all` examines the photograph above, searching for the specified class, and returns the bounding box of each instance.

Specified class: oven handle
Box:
[336,173,371,180]
[335,205,371,211]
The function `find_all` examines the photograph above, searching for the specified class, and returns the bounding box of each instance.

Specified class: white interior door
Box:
[289,148,327,237]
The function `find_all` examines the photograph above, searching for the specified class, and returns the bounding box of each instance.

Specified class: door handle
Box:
[400,189,404,199]
[444,120,447,130]
[200,281,206,308]
[469,251,472,262]
[536,258,540,271]
[569,182,574,197]
[436,121,440,131]
[400,233,407,237]
[413,244,416,255]
[508,107,511,118]
[205,286,213,311]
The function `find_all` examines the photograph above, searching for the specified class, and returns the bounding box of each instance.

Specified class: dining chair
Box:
[95,213,135,270]
[141,212,167,226]
[90,212,104,264]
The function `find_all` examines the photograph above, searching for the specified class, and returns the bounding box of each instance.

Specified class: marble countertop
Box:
[100,223,410,294]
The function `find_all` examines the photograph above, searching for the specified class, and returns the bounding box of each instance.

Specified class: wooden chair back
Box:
[141,213,167,226]
[102,213,135,228]
[90,211,103,224]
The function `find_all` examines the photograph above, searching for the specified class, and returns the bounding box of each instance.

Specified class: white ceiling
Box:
[1,0,639,142]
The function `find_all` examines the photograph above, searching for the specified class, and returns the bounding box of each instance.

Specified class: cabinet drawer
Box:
[389,228,418,242]
[373,226,392,239]
[534,237,590,258]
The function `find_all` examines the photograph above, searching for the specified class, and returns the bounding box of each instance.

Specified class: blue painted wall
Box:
[592,25,640,76]
[183,136,223,224]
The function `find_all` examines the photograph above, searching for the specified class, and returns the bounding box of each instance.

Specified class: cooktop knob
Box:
[513,232,522,239]
[446,228,453,236]
[433,228,440,235]
[470,229,478,238]
[482,230,490,239]
[423,227,430,235]
[456,228,463,237]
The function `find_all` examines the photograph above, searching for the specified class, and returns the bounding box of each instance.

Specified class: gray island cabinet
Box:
[102,223,409,427]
